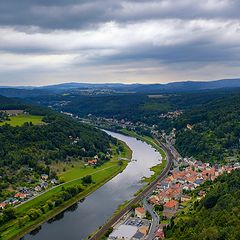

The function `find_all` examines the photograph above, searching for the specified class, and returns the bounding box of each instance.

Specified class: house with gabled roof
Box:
[0,202,7,209]
[163,200,179,218]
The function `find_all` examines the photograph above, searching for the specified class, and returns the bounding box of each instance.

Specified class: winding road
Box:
[143,197,159,240]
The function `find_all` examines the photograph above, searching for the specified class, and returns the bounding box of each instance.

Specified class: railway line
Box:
[90,139,174,240]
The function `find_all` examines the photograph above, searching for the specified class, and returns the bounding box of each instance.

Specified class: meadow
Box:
[0,141,132,240]
[0,114,43,126]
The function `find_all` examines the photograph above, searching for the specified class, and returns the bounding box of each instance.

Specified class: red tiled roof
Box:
[155,228,165,238]
[135,207,146,214]
[0,202,7,208]
[164,199,178,208]
[149,196,159,204]
[88,159,97,164]
[14,193,26,198]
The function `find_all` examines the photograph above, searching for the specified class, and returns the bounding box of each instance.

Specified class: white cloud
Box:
[0,0,240,85]
[1,19,240,53]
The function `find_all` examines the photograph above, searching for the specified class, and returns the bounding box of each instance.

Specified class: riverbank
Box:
[120,129,168,183]
[0,141,132,240]
[89,130,172,239]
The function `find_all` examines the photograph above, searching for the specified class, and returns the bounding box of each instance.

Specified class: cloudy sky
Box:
[0,0,240,86]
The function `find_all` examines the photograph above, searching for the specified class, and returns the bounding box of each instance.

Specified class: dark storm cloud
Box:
[1,0,240,85]
[0,0,239,30]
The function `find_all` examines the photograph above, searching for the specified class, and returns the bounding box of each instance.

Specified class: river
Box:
[23,131,162,240]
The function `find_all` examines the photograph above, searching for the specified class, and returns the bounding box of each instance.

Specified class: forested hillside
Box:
[31,89,240,163]
[174,92,240,162]
[0,96,114,201]
[165,170,240,240]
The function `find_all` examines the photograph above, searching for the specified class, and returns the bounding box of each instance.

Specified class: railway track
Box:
[90,139,174,240]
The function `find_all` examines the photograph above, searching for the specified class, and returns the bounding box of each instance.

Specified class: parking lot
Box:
[125,217,150,228]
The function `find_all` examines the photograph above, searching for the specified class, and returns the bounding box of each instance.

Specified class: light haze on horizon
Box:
[1,0,240,86]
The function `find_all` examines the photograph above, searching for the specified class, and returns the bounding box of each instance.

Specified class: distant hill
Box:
[1,78,240,97]
[132,78,240,93]
[0,88,51,98]
[36,78,240,93]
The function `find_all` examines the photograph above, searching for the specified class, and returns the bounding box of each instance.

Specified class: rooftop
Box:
[135,207,146,214]
[164,199,178,208]
[109,225,138,239]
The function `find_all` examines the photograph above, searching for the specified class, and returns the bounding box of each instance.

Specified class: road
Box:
[15,165,118,208]
[143,197,159,240]
[90,138,174,240]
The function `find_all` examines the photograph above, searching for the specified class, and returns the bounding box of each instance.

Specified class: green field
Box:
[0,114,44,126]
[0,141,132,240]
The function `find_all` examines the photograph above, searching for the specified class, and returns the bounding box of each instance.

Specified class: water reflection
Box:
[24,131,162,240]
[29,226,42,236]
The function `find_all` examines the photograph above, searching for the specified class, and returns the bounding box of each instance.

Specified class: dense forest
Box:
[174,93,240,162]
[0,96,115,201]
[30,89,236,121]
[165,170,240,240]
[31,89,240,163]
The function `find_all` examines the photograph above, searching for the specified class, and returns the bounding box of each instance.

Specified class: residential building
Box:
[14,193,27,199]
[88,159,98,166]
[41,174,49,180]
[135,207,146,219]
[163,200,179,218]
[0,202,7,209]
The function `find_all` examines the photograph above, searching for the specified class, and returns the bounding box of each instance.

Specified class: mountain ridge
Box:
[0,78,240,97]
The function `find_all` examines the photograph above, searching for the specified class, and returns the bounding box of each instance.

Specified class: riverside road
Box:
[90,139,174,240]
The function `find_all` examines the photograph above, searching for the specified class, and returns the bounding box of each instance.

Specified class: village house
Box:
[158,181,169,190]
[183,183,195,191]
[163,200,179,219]
[0,202,7,209]
[87,159,98,166]
[135,207,146,219]
[5,197,19,206]
[158,186,182,204]
[186,124,193,130]
[14,193,27,199]
[155,228,165,240]
[40,182,48,189]
[41,174,49,180]
[202,168,216,181]
[181,195,191,202]
[35,186,41,192]
[149,195,160,205]
[51,178,58,185]
[198,190,206,197]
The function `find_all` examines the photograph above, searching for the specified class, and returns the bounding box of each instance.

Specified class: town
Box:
[107,157,240,240]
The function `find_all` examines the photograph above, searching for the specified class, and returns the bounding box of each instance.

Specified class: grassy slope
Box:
[0,115,43,126]
[0,141,132,240]
[59,142,132,183]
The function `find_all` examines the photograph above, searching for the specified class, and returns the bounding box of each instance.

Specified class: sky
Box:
[0,0,240,86]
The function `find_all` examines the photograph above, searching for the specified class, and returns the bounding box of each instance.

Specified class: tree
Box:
[3,207,16,222]
[27,208,41,220]
[81,175,92,185]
